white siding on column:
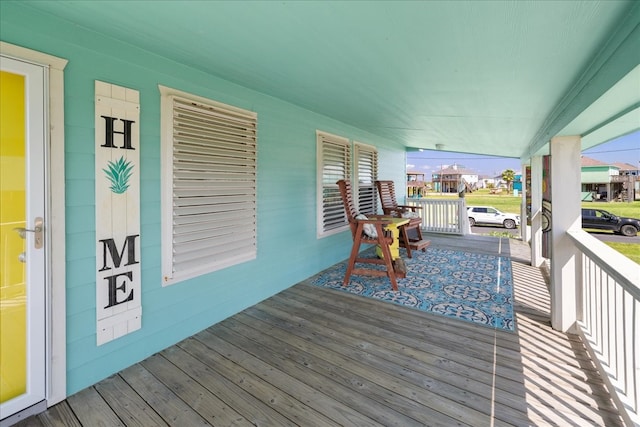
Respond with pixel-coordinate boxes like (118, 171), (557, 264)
(550, 136), (582, 333)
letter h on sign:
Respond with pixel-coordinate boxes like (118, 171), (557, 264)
(101, 115), (136, 150)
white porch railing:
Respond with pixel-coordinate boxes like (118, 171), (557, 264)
(568, 229), (640, 427)
(404, 198), (468, 235)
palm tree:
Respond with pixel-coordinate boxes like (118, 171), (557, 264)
(501, 169), (516, 192)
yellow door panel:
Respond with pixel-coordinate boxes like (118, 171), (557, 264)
(0, 70), (27, 403)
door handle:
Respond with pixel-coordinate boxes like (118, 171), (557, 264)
(13, 217), (43, 249)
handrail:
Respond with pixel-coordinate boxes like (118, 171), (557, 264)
(567, 229), (640, 298)
(404, 198), (468, 235)
(567, 229), (640, 426)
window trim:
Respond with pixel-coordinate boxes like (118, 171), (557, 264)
(159, 85), (257, 285)
(316, 132), (379, 238)
(316, 130), (351, 238)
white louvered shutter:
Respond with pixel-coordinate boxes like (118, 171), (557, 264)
(354, 142), (378, 216)
(162, 90), (257, 284)
(317, 131), (351, 237)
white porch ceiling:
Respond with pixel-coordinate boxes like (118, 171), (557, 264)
(19, 0), (640, 160)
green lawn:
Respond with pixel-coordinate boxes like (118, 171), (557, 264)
(580, 201), (640, 219)
(421, 191), (522, 214)
(606, 242), (640, 264)
(418, 190), (639, 262)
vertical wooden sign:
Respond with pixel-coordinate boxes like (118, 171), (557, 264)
(542, 155), (552, 259)
(525, 166), (531, 226)
(95, 81), (141, 345)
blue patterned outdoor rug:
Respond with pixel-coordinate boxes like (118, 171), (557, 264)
(309, 247), (515, 331)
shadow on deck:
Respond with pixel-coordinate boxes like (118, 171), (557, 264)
(15, 234), (624, 426)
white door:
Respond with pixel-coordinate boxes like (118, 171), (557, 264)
(0, 56), (47, 420)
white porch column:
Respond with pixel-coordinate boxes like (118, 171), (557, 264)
(520, 163), (529, 243)
(530, 156), (544, 267)
(550, 136), (582, 333)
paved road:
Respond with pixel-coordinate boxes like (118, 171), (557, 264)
(581, 229), (640, 244)
(470, 225), (640, 244)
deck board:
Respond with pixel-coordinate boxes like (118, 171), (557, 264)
(65, 387), (124, 427)
(140, 353), (252, 427)
(118, 363), (210, 427)
(15, 235), (624, 427)
(93, 373), (168, 426)
(179, 335), (340, 427)
(36, 403), (80, 427)
(160, 345), (297, 426)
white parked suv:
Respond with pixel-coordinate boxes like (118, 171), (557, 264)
(467, 206), (520, 229)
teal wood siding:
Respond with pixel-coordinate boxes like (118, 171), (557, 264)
(582, 166), (615, 183)
(1, 3), (407, 394)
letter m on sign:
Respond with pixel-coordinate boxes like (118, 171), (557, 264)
(95, 81), (141, 345)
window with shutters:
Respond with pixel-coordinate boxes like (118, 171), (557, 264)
(316, 132), (379, 238)
(354, 142), (378, 216)
(316, 131), (351, 237)
(159, 86), (257, 285)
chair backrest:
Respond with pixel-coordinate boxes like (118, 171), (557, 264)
(375, 180), (400, 216)
(336, 179), (359, 238)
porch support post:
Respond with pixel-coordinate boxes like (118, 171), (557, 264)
(530, 156), (543, 267)
(520, 163), (529, 243)
(550, 135), (581, 333)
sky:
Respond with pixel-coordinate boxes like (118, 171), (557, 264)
(406, 130), (640, 179)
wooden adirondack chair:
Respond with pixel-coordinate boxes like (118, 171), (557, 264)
(375, 180), (430, 258)
(336, 179), (405, 291)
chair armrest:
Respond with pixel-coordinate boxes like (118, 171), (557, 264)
(397, 204), (422, 211)
(365, 214), (390, 220)
(355, 218), (392, 225)
(353, 218), (394, 241)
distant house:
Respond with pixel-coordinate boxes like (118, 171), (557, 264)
(581, 156), (638, 201)
(614, 162), (640, 177)
(406, 171), (429, 197)
(613, 161), (640, 201)
(477, 175), (496, 189)
(513, 174), (523, 192)
(431, 164), (478, 193)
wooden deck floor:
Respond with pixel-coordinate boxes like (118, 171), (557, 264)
(15, 235), (624, 426)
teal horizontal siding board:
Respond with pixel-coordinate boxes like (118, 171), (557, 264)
(65, 180), (94, 206)
(64, 154), (94, 180)
(64, 205), (95, 234)
(65, 257), (95, 287)
(64, 231), (95, 264)
(64, 125), (94, 154)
